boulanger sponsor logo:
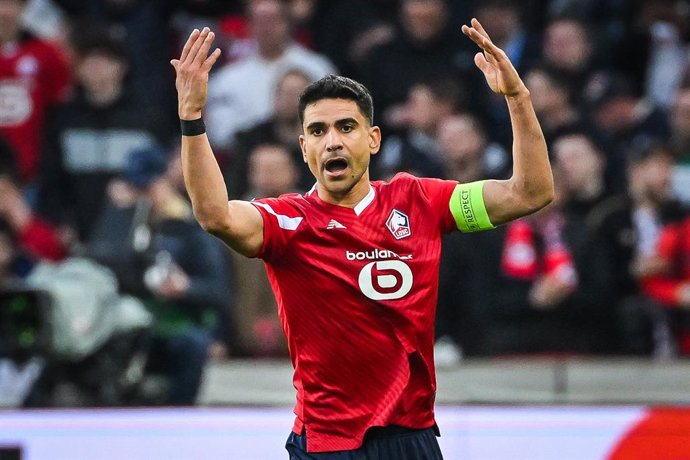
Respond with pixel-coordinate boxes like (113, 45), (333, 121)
(385, 209), (411, 240)
(346, 248), (413, 300)
(345, 249), (411, 261)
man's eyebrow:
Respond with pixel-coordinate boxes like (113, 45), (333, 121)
(306, 118), (359, 131)
(306, 121), (326, 131)
(335, 118), (359, 127)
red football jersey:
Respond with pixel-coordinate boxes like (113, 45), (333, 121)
(252, 173), (458, 452)
(0, 36), (70, 183)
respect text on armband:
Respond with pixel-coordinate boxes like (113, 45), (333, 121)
(461, 190), (478, 230)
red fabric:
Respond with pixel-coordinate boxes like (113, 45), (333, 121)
(501, 215), (577, 287)
(218, 15), (250, 39)
(19, 216), (66, 261)
(501, 220), (538, 279)
(0, 36), (71, 183)
(641, 216), (690, 307)
(252, 173), (457, 452)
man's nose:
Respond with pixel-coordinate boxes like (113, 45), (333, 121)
(325, 130), (343, 152)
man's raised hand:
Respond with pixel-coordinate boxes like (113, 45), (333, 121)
(461, 18), (527, 98)
(170, 27), (221, 120)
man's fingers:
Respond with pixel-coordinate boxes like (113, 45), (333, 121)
(471, 18), (491, 41)
(462, 24), (488, 49)
(186, 27), (211, 65)
(170, 59), (180, 70)
(179, 28), (200, 63)
(474, 52), (494, 77)
(462, 24), (502, 62)
(193, 30), (216, 66)
(201, 48), (222, 72)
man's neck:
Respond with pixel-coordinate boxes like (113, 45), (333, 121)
(316, 176), (372, 209)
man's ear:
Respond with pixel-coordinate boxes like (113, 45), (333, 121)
(368, 126), (382, 155)
(299, 134), (307, 163)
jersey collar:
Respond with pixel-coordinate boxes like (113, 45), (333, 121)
(305, 183), (376, 216)
(353, 185), (375, 216)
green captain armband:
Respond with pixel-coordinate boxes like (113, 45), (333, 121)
(449, 180), (495, 232)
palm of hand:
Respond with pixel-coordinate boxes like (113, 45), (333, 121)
(478, 51), (522, 96)
(463, 19), (526, 98)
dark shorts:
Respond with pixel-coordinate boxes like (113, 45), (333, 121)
(285, 426), (444, 460)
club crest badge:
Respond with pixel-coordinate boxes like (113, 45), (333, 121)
(386, 209), (411, 240)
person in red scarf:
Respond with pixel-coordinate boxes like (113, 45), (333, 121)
(0, 174), (65, 264)
(641, 212), (690, 353)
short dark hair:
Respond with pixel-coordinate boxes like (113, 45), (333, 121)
(527, 63), (577, 102)
(414, 73), (465, 111)
(70, 23), (128, 62)
(627, 136), (673, 166)
(298, 75), (374, 125)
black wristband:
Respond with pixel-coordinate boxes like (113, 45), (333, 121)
(180, 117), (206, 136)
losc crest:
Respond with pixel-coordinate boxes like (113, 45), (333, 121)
(385, 209), (411, 240)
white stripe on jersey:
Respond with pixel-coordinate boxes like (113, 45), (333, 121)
(253, 202), (303, 230)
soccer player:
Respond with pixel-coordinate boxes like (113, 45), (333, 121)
(171, 19), (553, 459)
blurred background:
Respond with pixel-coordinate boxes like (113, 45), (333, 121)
(1, 0), (690, 458)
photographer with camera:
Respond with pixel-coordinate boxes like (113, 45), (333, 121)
(86, 144), (232, 405)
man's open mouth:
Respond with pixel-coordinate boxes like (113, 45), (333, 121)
(324, 157), (349, 174)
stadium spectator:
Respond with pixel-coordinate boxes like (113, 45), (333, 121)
(205, 0), (335, 150)
(436, 112), (510, 184)
(357, 0), (476, 135)
(589, 72), (670, 191)
(52, 0), (176, 116)
(437, 156), (606, 356)
(299, 0), (397, 76)
(435, 112), (509, 357)
(0, 0), (71, 186)
(228, 68), (313, 198)
(524, 64), (595, 146)
(553, 132), (613, 229)
(547, 132), (620, 353)
(86, 145), (232, 405)
(374, 74), (463, 180)
(0, 175), (65, 265)
(0, 143), (65, 267)
(37, 28), (166, 243)
(641, 210), (690, 355)
(587, 139), (684, 355)
(541, 18), (596, 90)
(231, 143), (297, 356)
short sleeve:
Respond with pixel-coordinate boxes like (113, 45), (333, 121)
(397, 174), (458, 234)
(250, 196), (304, 261)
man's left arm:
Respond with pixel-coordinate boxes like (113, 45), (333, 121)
(460, 19), (553, 227)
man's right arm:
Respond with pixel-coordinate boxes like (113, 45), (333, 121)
(171, 27), (263, 257)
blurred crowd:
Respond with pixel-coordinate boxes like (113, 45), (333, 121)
(0, 0), (690, 406)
